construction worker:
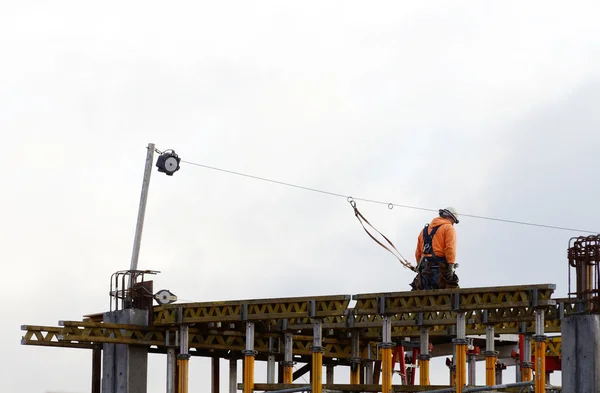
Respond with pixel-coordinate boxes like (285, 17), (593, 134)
(410, 207), (460, 290)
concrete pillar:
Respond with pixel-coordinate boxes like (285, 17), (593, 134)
(102, 309), (149, 393)
(562, 314), (600, 392)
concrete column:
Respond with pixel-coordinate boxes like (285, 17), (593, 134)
(561, 314), (600, 392)
(102, 309), (149, 393)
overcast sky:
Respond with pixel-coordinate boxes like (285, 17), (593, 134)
(3, 1), (600, 392)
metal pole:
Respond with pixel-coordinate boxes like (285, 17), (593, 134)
(178, 325), (190, 393)
(212, 357), (220, 393)
(312, 319), (323, 393)
(229, 358), (237, 393)
(424, 381), (534, 393)
(92, 348), (101, 393)
(283, 332), (294, 383)
(483, 325), (497, 386)
(419, 328), (430, 385)
(167, 347), (176, 393)
(326, 364), (334, 385)
(522, 335), (532, 381)
(533, 309), (547, 393)
(381, 316), (393, 393)
(267, 337), (277, 384)
(467, 351), (476, 386)
(129, 142), (155, 273)
(350, 332), (360, 384)
(243, 322), (256, 393)
(364, 343), (373, 385)
(454, 312), (467, 393)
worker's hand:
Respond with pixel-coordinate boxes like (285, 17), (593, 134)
(446, 263), (455, 277)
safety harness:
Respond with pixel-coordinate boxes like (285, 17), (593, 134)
(421, 224), (447, 264)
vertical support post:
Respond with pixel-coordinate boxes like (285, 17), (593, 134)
(454, 312), (467, 393)
(229, 358), (237, 393)
(178, 325), (190, 393)
(418, 328), (430, 386)
(243, 322), (256, 393)
(267, 337), (277, 384)
(92, 347), (101, 393)
(212, 357), (220, 393)
(129, 142), (155, 273)
(521, 335), (533, 381)
(167, 347), (176, 393)
(364, 343), (374, 385)
(467, 349), (476, 386)
(483, 325), (498, 386)
(381, 316), (393, 393)
(533, 310), (547, 393)
(326, 364), (334, 385)
(350, 332), (361, 384)
(495, 363), (504, 385)
(312, 319), (323, 393)
(282, 332), (294, 384)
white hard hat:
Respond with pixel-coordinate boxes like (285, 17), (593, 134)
(439, 207), (459, 224)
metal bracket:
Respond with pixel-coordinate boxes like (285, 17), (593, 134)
(377, 296), (386, 315)
(240, 304), (248, 321)
(529, 289), (539, 308)
(308, 300), (317, 318)
(451, 293), (460, 311)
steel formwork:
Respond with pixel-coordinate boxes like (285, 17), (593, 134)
(22, 284), (567, 392)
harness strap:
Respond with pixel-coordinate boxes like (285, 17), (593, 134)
(349, 200), (417, 272)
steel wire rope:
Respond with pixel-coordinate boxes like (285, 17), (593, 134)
(163, 152), (598, 234)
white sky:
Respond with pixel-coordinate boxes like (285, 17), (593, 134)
(2, 1), (600, 391)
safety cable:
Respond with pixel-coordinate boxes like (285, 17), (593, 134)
(168, 154), (598, 234)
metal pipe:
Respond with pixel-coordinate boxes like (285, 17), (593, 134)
(381, 316), (393, 393)
(243, 322), (256, 393)
(533, 310), (547, 393)
(129, 142), (155, 273)
(455, 312), (467, 393)
(212, 357), (220, 393)
(521, 335), (532, 381)
(326, 364), (334, 385)
(467, 352), (476, 386)
(229, 358), (237, 393)
(364, 343), (374, 385)
(92, 348), (101, 393)
(424, 381), (534, 393)
(283, 332), (294, 383)
(167, 347), (176, 393)
(350, 332), (360, 384)
(312, 319), (323, 393)
(269, 386), (312, 393)
(483, 325), (497, 386)
(178, 325), (190, 393)
(419, 328), (430, 386)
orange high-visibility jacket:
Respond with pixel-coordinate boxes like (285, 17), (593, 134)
(415, 217), (457, 264)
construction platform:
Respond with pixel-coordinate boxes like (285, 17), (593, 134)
(22, 281), (574, 393)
